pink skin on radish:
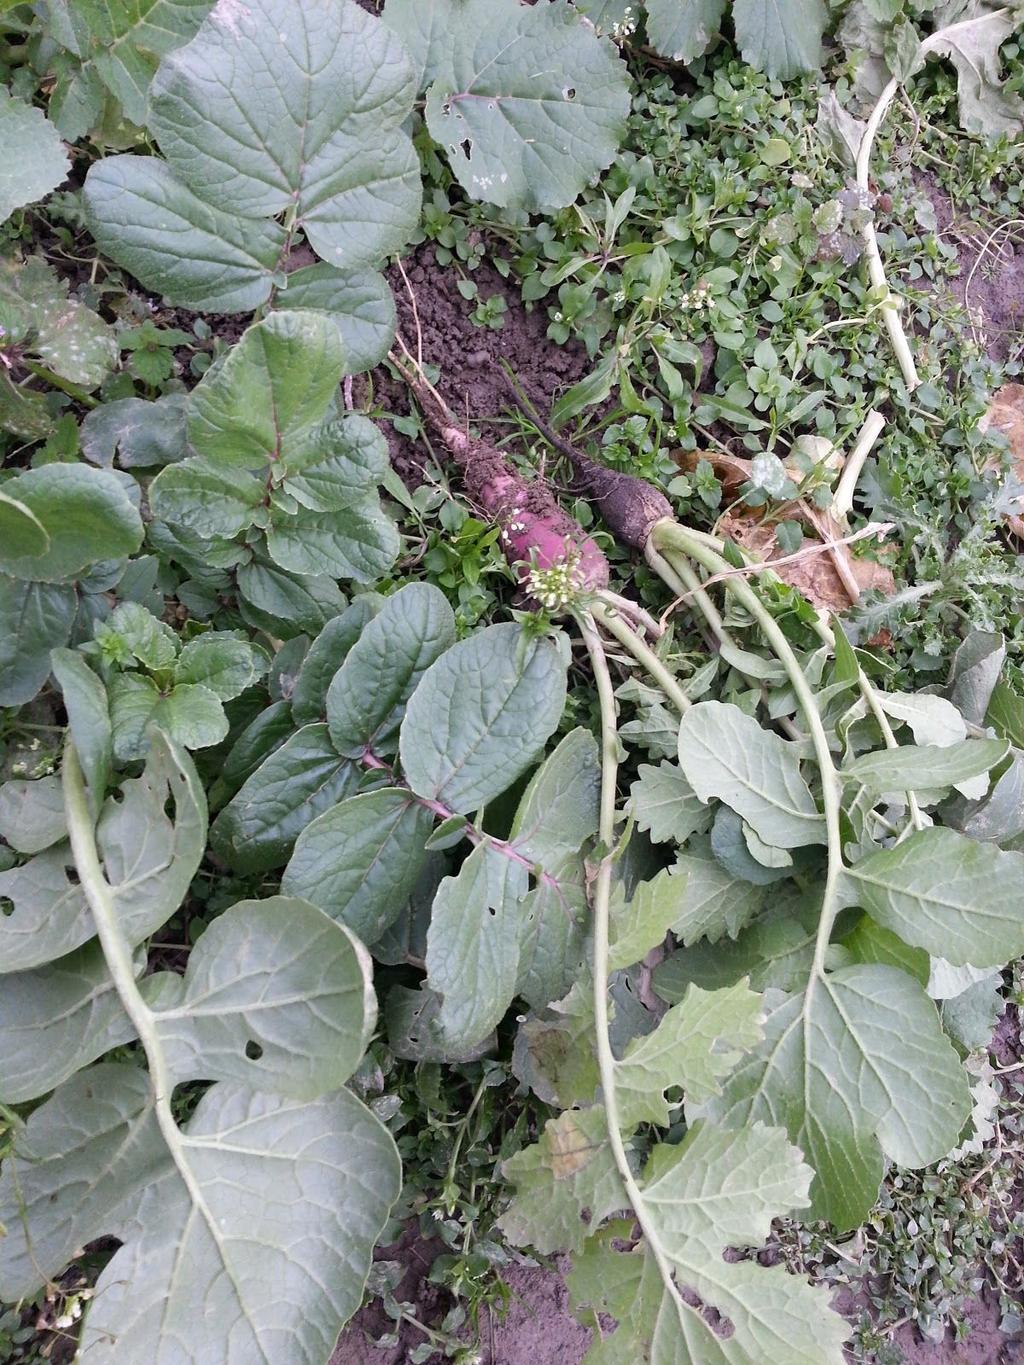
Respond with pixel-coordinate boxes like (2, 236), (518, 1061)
(389, 355), (609, 601)
(438, 423), (608, 591)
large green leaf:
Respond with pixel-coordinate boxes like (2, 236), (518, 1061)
(928, 1), (1024, 138)
(842, 738), (1007, 796)
(847, 826), (1024, 966)
(645, 0), (727, 63)
(0, 774), (66, 854)
(509, 729), (600, 1009)
(0, 490), (47, 561)
(152, 314), (399, 581)
(498, 1105), (627, 1254)
(276, 264), (396, 373)
(152, 896), (376, 1098)
(290, 596), (382, 725)
(0, 846), (93, 976)
(504, 1109), (847, 1358)
(400, 623), (568, 814)
(282, 788), (434, 941)
(187, 309), (346, 468)
(236, 559), (347, 637)
(218, 700), (295, 796)
(84, 0), (420, 311)
(0, 732), (203, 973)
(84, 155), (286, 313)
(706, 964), (972, 1228)
(81, 394), (189, 469)
(0, 733), (401, 1363)
(264, 497), (399, 583)
(82, 1082), (398, 1363)
(0, 578), (76, 706)
(732, 0), (828, 78)
(212, 723), (359, 873)
(0, 257), (117, 388)
(0, 466), (143, 583)
(509, 726), (601, 867)
(670, 842), (768, 945)
(0, 89), (69, 222)
(655, 895), (820, 1001)
(149, 0), (419, 262)
(149, 458), (265, 541)
(327, 583), (456, 758)
(425, 840), (528, 1050)
(383, 0), (456, 91)
(45, 0), (215, 126)
(607, 867), (685, 972)
(423, 0), (630, 212)
(628, 759), (712, 846)
(611, 1124), (846, 1362)
(108, 672), (229, 759)
(514, 877), (589, 1012)
(174, 633), (267, 700)
(677, 700), (825, 848)
(0, 941), (137, 1103)
(614, 980), (763, 1129)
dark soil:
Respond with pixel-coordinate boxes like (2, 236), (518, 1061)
(365, 244), (591, 488)
(331, 1236), (592, 1365)
(914, 175), (1024, 363)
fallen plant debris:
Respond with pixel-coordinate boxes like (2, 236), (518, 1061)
(982, 382), (1024, 540)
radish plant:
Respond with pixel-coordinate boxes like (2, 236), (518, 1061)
(2, 0), (1024, 1361)
(0, 722), (400, 1362)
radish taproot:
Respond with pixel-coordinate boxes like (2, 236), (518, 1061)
(389, 348), (609, 607)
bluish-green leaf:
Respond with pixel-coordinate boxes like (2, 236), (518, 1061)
(0, 466), (143, 584)
(276, 264), (396, 373)
(0, 89), (69, 221)
(282, 789), (434, 942)
(327, 583), (455, 758)
(677, 701), (824, 848)
(847, 825), (1024, 966)
(212, 723), (358, 873)
(425, 840), (528, 1050)
(424, 0), (630, 212)
(400, 623), (567, 814)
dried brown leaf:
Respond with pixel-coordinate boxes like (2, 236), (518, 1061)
(982, 383), (1024, 539)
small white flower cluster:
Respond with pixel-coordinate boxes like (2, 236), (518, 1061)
(526, 550), (585, 613)
(609, 5), (637, 40)
(51, 1289), (93, 1330)
(500, 507), (528, 547)
(680, 279), (713, 313)
(10, 737), (53, 778)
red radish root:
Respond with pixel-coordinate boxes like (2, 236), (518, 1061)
(391, 350), (610, 600)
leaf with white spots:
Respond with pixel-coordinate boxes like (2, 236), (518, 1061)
(424, 0), (631, 211)
(0, 90), (69, 222)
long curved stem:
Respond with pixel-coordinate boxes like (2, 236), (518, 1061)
(855, 76), (920, 391)
(590, 598), (691, 714)
(645, 543), (738, 650)
(649, 523), (845, 984)
(679, 524), (925, 833)
(61, 744), (224, 1255)
(577, 611), (689, 1323)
